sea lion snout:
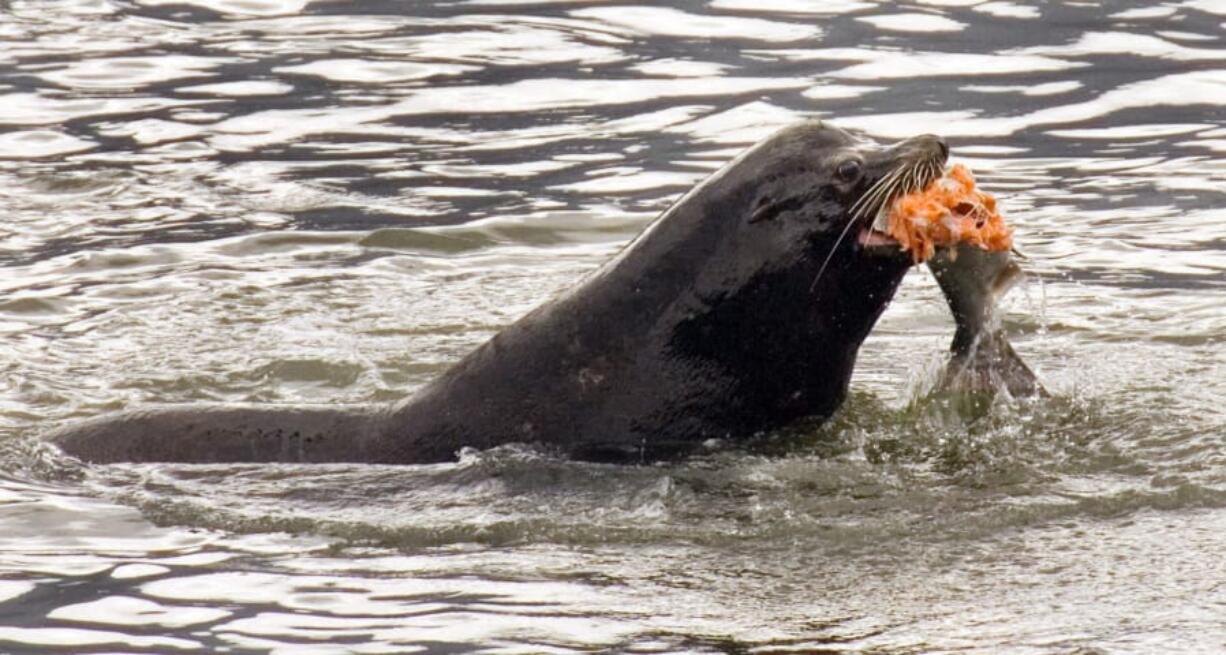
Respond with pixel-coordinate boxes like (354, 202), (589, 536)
(888, 133), (950, 168)
(922, 134), (950, 161)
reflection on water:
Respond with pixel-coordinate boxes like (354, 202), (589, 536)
(2, 0), (1226, 653)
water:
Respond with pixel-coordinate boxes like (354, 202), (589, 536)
(2, 0), (1225, 652)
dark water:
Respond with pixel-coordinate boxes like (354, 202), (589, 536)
(3, 0), (1226, 652)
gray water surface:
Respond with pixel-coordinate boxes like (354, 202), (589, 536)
(3, 0), (1226, 653)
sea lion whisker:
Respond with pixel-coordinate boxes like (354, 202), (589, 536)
(870, 164), (907, 202)
(860, 158), (933, 225)
(852, 165), (905, 220)
(869, 180), (897, 218)
(849, 173), (888, 218)
(872, 165), (910, 216)
(852, 164), (904, 216)
(906, 161), (925, 193)
(901, 159), (932, 198)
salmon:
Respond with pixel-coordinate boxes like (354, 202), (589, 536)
(926, 244), (1044, 398)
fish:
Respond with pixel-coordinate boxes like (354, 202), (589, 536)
(855, 153), (1043, 399)
(926, 243), (1044, 398)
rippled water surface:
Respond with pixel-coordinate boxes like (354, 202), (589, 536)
(3, 0), (1226, 653)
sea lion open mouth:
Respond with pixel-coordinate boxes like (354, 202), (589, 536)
(857, 224), (899, 249)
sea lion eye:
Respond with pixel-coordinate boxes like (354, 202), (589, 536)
(836, 159), (863, 182)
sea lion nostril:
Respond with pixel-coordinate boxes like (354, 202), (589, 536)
(895, 134), (948, 164)
(916, 134), (949, 161)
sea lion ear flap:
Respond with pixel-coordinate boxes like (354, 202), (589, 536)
(749, 194), (809, 224)
(748, 197), (776, 224)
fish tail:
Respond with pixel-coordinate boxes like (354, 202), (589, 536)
(939, 330), (1045, 398)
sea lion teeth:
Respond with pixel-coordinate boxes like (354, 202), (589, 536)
(857, 227), (897, 248)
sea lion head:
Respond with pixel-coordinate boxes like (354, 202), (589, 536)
(615, 120), (952, 429)
(734, 120), (949, 272)
(631, 120), (949, 309)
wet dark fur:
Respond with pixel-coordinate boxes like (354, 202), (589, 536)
(49, 122), (945, 464)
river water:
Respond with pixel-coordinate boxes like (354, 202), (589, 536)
(2, 0), (1226, 653)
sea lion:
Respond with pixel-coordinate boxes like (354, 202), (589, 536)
(48, 121), (948, 465)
